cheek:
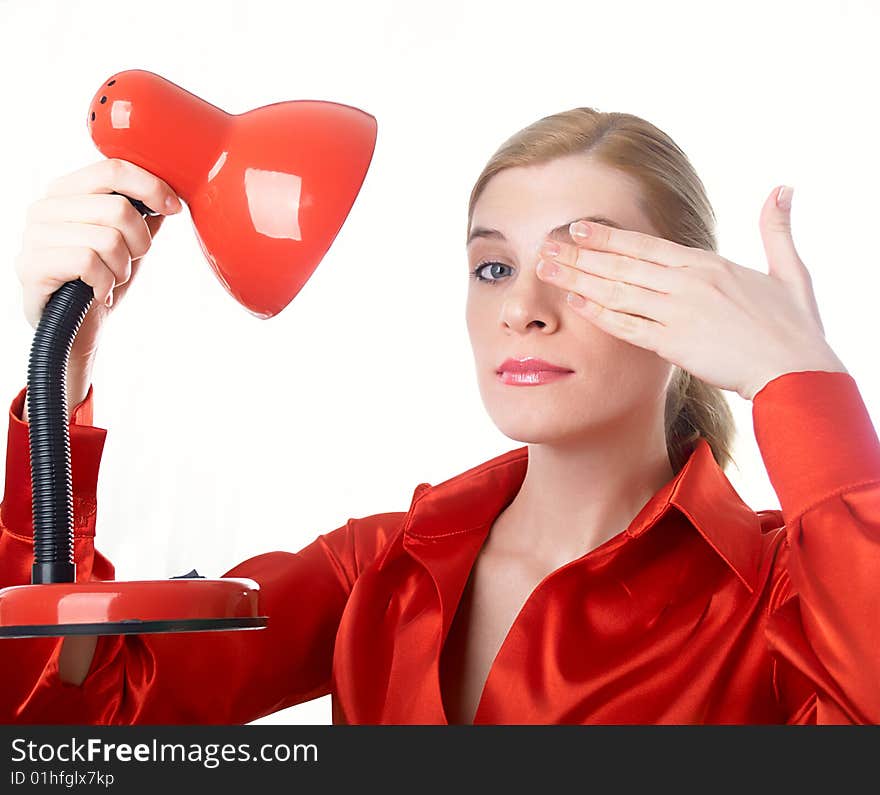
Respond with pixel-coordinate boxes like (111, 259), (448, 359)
(592, 347), (673, 407)
(465, 293), (489, 343)
(578, 320), (659, 366)
(566, 334), (671, 403)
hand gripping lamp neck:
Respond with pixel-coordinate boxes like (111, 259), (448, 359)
(0, 69), (377, 637)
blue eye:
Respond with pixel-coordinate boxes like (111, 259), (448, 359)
(470, 261), (511, 285)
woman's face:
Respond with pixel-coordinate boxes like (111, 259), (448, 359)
(466, 154), (676, 446)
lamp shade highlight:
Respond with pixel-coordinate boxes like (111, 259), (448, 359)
(87, 69), (378, 318)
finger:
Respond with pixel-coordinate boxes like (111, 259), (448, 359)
(18, 246), (116, 325)
(27, 193), (152, 262)
(538, 259), (672, 325)
(23, 221), (133, 288)
(565, 221), (702, 269)
(45, 157), (182, 216)
(543, 245), (678, 294)
(564, 290), (663, 351)
(759, 186), (810, 282)
(758, 186), (824, 333)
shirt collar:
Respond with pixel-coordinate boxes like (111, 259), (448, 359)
(401, 437), (763, 593)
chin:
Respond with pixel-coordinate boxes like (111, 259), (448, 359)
(496, 425), (584, 447)
(485, 406), (583, 446)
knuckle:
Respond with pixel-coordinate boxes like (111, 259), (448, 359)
(667, 266), (690, 294)
(606, 279), (625, 308)
(109, 194), (137, 226)
(109, 192), (129, 217)
(80, 247), (103, 275)
(103, 225), (128, 258)
(106, 157), (126, 176)
(695, 258), (725, 289)
(131, 226), (151, 260)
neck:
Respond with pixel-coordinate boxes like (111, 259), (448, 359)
(491, 408), (675, 570)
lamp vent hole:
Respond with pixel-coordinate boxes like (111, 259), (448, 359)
(107, 80), (116, 86)
(100, 96), (107, 104)
(90, 112), (95, 121)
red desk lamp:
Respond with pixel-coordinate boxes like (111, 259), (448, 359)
(0, 69), (377, 638)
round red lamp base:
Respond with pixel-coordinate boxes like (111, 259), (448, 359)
(0, 578), (268, 639)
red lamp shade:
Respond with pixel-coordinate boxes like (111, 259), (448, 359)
(0, 72), (378, 640)
(87, 69), (378, 318)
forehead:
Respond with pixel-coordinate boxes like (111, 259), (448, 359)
(469, 156), (650, 244)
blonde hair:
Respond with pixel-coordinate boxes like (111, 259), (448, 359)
(466, 108), (737, 475)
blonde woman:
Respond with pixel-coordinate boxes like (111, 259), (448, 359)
(2, 108), (878, 725)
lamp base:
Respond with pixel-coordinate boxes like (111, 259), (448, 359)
(0, 578), (268, 639)
(0, 616), (268, 639)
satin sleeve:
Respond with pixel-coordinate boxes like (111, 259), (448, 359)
(753, 370), (880, 724)
(0, 385), (395, 725)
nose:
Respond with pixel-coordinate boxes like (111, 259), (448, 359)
(499, 255), (562, 330)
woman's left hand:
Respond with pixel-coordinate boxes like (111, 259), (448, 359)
(535, 186), (849, 401)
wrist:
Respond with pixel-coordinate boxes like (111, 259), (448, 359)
(66, 352), (96, 419)
(743, 349), (849, 402)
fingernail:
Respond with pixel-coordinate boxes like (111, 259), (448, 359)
(165, 195), (181, 213)
(776, 186), (793, 211)
(538, 259), (559, 278)
(570, 221), (591, 238)
(539, 240), (561, 258)
(105, 292), (113, 308)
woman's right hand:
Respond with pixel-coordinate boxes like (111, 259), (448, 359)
(13, 157), (183, 362)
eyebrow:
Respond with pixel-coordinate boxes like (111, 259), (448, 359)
(466, 215), (625, 247)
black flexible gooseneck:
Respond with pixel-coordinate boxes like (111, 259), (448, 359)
(28, 194), (155, 585)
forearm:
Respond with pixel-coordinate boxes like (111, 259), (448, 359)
(59, 635), (100, 686)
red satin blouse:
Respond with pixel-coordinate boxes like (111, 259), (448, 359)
(2, 370), (880, 725)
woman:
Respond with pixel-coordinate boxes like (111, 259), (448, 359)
(2, 108), (878, 725)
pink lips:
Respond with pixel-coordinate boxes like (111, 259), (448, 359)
(496, 357), (575, 386)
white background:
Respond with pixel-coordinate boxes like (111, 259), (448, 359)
(0, 0), (877, 724)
